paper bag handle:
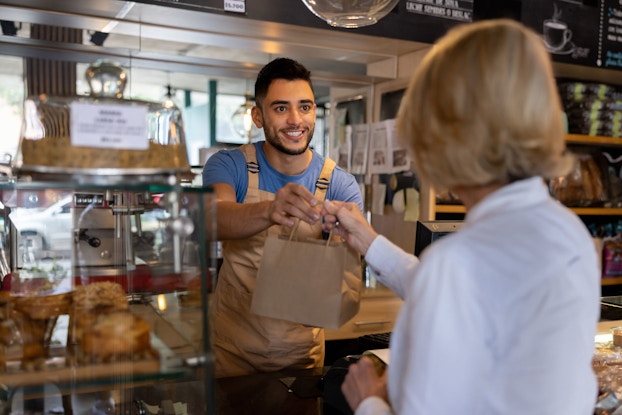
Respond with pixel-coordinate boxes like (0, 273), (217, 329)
(287, 218), (334, 247)
(287, 219), (301, 242)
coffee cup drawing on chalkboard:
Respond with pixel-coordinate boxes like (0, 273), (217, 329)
(543, 19), (574, 54)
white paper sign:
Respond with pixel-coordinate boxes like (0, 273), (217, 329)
(224, 0), (245, 13)
(385, 119), (411, 173)
(70, 102), (148, 150)
(369, 121), (391, 174)
(350, 123), (370, 175)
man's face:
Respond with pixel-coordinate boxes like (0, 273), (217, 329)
(252, 79), (316, 156)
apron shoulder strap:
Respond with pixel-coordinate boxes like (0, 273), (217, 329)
(241, 144), (336, 201)
(240, 143), (259, 190)
(314, 157), (337, 202)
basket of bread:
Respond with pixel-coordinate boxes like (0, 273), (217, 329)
(0, 281), (159, 381)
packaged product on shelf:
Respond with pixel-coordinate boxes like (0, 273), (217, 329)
(557, 81), (622, 137)
(549, 151), (608, 207)
(557, 81), (620, 104)
(603, 238), (622, 278)
(602, 152), (622, 208)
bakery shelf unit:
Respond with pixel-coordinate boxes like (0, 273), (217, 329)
(421, 134), (622, 219)
(419, 133), (622, 286)
(565, 134), (622, 288)
(0, 180), (217, 415)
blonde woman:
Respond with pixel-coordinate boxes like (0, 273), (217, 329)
(322, 19), (599, 415)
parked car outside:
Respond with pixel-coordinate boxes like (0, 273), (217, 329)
(9, 196), (74, 255)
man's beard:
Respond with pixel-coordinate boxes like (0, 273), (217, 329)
(264, 126), (315, 156)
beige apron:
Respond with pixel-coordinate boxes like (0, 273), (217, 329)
(211, 143), (336, 378)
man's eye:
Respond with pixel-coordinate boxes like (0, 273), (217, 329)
(275, 106), (286, 113)
(301, 105), (311, 112)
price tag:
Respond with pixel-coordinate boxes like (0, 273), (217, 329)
(224, 0), (245, 13)
(70, 102), (148, 150)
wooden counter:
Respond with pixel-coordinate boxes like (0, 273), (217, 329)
(324, 284), (402, 341)
(213, 318), (620, 415)
(597, 320), (622, 335)
(215, 367), (346, 415)
(596, 320), (622, 336)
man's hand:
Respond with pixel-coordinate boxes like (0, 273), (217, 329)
(212, 182), (321, 240)
(268, 182), (320, 227)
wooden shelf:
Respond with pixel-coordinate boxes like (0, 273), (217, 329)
(571, 207), (622, 215)
(566, 134), (622, 147)
(434, 204), (465, 214)
(602, 277), (622, 286)
(2, 357), (164, 388)
(421, 134), (622, 287)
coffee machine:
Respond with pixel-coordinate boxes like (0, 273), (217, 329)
(72, 191), (162, 270)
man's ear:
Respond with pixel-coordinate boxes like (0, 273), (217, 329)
(251, 106), (263, 128)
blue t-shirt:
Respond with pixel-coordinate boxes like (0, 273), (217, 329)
(202, 142), (363, 210)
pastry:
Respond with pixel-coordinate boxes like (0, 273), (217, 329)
(14, 291), (72, 320)
(80, 311), (151, 359)
(74, 281), (128, 312)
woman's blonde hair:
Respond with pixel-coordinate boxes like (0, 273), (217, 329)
(396, 19), (573, 190)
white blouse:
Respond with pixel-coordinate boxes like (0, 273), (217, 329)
(361, 177), (600, 415)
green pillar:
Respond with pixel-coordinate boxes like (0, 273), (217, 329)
(208, 80), (217, 147)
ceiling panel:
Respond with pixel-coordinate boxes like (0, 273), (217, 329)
(0, 0), (429, 80)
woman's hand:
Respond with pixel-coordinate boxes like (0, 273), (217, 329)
(341, 356), (389, 411)
(321, 200), (378, 256)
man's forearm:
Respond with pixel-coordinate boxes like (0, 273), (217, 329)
(215, 200), (274, 240)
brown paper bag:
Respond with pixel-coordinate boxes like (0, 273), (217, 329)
(251, 224), (362, 330)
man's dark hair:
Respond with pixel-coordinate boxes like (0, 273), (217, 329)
(254, 57), (313, 106)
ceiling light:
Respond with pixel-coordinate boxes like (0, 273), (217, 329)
(89, 2), (136, 46)
(101, 1), (136, 33)
(163, 84), (175, 109)
(301, 0), (399, 28)
(231, 91), (260, 142)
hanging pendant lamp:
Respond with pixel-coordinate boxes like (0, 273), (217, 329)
(163, 84), (175, 109)
(231, 91), (260, 142)
(301, 0), (400, 28)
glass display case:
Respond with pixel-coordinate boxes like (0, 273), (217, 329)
(0, 181), (216, 415)
(15, 59), (189, 184)
(0, 60), (216, 415)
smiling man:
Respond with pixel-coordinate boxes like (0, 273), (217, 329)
(202, 57), (363, 378)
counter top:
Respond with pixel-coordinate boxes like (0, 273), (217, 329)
(215, 367), (348, 415)
(360, 284), (398, 299)
(597, 319), (622, 334)
(213, 319), (622, 415)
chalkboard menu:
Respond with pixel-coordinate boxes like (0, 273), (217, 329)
(130, 0), (472, 45)
(601, 0), (622, 70)
(522, 0), (622, 71)
(129, 0), (622, 73)
(404, 0), (473, 22)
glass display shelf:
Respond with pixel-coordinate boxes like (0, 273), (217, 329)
(0, 180), (216, 415)
(15, 60), (190, 182)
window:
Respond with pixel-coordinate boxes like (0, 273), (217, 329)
(216, 94), (265, 144)
(0, 55), (25, 162)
